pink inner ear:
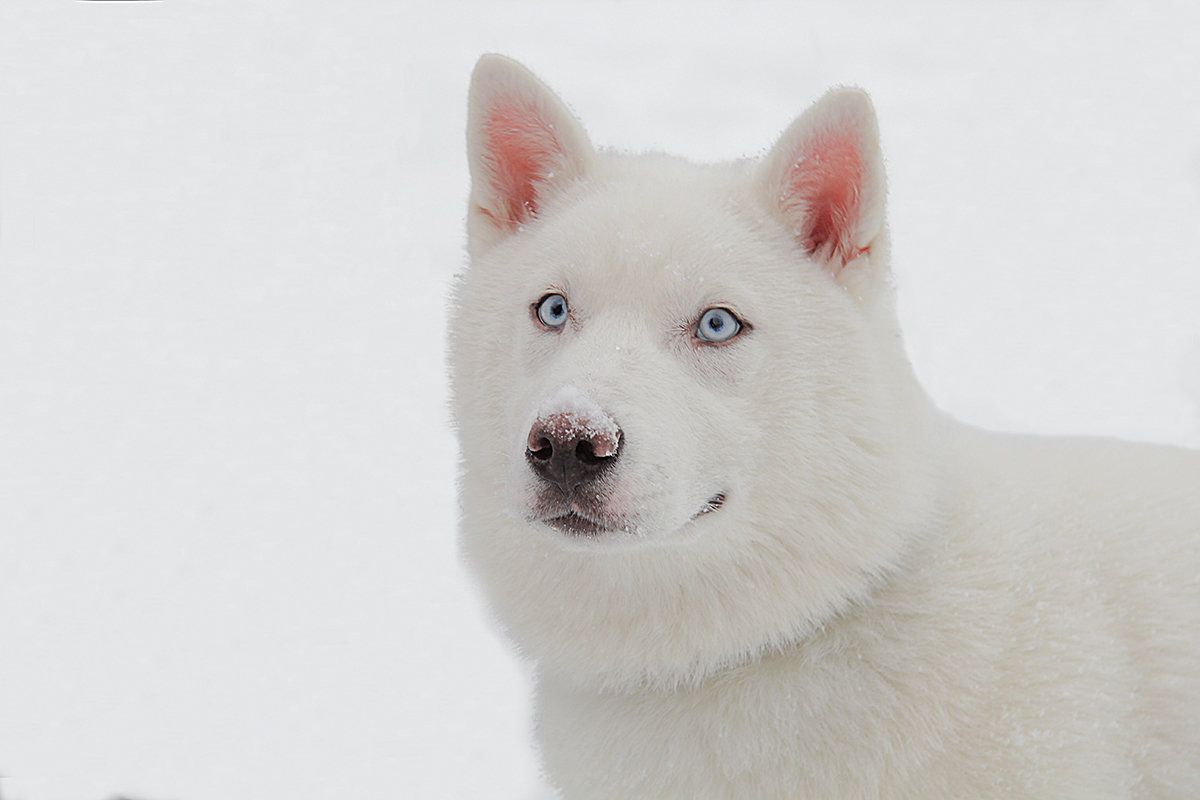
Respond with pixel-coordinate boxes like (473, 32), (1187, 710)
(782, 126), (865, 263)
(481, 99), (563, 228)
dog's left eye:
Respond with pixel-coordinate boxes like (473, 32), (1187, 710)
(696, 307), (742, 343)
(536, 293), (569, 329)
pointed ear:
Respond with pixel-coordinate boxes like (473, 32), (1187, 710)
(467, 54), (593, 252)
(758, 88), (886, 275)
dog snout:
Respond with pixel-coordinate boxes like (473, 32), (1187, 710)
(526, 412), (622, 498)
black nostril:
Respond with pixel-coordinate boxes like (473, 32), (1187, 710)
(528, 437), (553, 461)
(575, 440), (596, 465)
(576, 441), (619, 465)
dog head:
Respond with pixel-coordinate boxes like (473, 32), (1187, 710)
(451, 55), (939, 688)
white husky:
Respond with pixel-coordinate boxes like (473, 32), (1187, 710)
(450, 54), (1200, 799)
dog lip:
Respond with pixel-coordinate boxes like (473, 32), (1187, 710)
(538, 493), (727, 537)
(543, 510), (614, 536)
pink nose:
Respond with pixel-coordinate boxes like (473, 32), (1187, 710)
(526, 412), (622, 498)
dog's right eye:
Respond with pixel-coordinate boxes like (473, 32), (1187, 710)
(696, 307), (742, 344)
(535, 293), (569, 329)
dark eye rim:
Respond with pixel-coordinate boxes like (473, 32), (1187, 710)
(533, 292), (569, 330)
(695, 306), (748, 345)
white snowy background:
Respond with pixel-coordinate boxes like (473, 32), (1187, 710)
(1, 1), (1198, 798)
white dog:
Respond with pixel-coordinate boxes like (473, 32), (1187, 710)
(449, 54), (1200, 799)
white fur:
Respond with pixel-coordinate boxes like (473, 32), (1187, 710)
(450, 54), (1200, 799)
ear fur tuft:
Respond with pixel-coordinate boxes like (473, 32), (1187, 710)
(467, 55), (593, 249)
(760, 88), (886, 273)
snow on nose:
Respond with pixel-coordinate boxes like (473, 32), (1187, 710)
(531, 385), (621, 458)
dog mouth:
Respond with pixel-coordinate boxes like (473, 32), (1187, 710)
(543, 511), (617, 536)
(540, 493), (727, 537)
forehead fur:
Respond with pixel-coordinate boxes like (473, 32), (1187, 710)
(478, 151), (816, 309)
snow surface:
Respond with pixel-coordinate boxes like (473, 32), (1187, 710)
(0, 1), (1197, 799)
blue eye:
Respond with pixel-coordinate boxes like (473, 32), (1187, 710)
(536, 293), (569, 328)
(696, 307), (741, 343)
